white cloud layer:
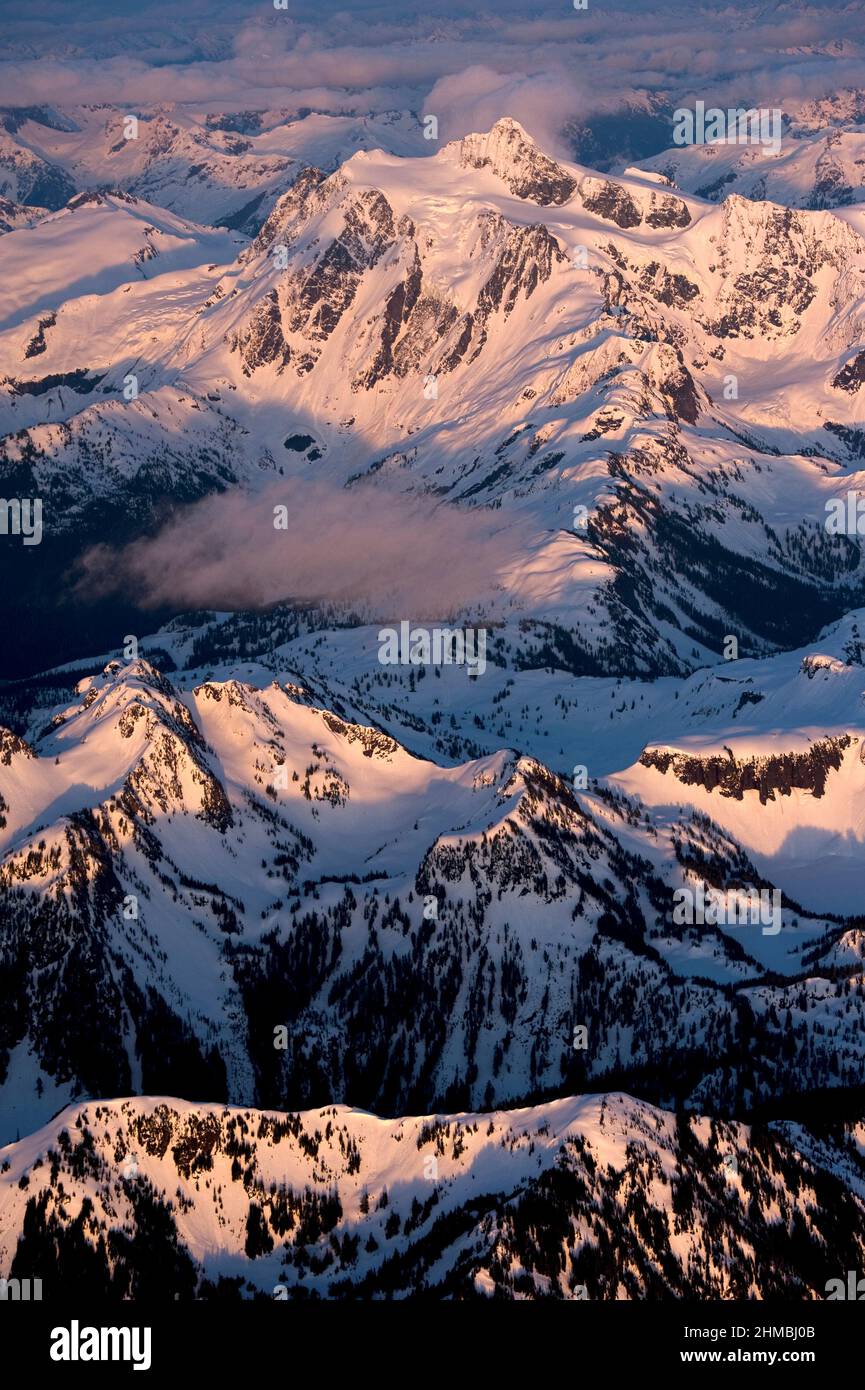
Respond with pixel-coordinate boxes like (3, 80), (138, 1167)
(0, 0), (863, 150)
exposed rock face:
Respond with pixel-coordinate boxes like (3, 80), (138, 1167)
(657, 359), (701, 424)
(232, 289), (292, 375)
(832, 350), (865, 392)
(458, 118), (578, 206)
(253, 189), (572, 391)
(233, 186), (399, 376)
(694, 171), (737, 200)
(287, 189), (397, 340)
(640, 735), (854, 803)
(66, 189), (136, 211)
(645, 191), (691, 228)
(0, 728), (34, 765)
(580, 176), (643, 229)
(808, 141), (855, 210)
(245, 166), (329, 261)
(23, 313), (55, 358)
(638, 262), (700, 309)
(9, 369), (105, 397)
(706, 200), (837, 341)
(353, 244), (424, 389)
(458, 213), (568, 363)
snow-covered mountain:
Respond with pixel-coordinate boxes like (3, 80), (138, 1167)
(637, 91), (865, 211)
(5, 118), (865, 681)
(2, 646), (864, 1153)
(3, 106), (865, 1302)
(3, 1090), (864, 1299)
(0, 105), (426, 233)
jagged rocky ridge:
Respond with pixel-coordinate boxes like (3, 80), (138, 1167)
(1, 659), (864, 1145)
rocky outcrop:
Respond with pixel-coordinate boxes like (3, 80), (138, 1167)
(580, 176), (643, 228)
(232, 290), (292, 375)
(458, 119), (578, 206)
(832, 350), (865, 392)
(640, 735), (853, 802)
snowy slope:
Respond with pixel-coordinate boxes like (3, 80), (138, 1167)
(155, 608), (865, 785)
(0, 190), (244, 335)
(2, 1090), (864, 1300)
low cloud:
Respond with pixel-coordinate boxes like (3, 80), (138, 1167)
(76, 480), (526, 621)
(1, 0), (862, 146)
(422, 66), (613, 158)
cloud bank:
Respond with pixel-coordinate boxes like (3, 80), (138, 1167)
(76, 480), (526, 621)
(1, 0), (863, 154)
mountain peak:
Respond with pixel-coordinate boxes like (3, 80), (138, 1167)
(454, 117), (578, 206)
(66, 188), (138, 212)
(482, 115), (535, 142)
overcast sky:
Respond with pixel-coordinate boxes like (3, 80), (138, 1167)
(1, 1), (862, 150)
